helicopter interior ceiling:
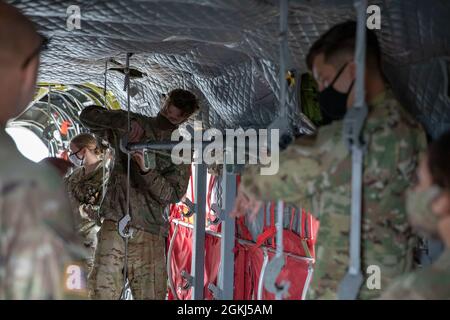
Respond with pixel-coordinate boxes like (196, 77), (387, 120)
(10, 0), (450, 138)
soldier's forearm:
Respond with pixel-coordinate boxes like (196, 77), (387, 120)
(140, 170), (184, 204)
(79, 106), (132, 132)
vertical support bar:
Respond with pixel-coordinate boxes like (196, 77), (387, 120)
(349, 0), (367, 276)
(191, 163), (207, 300)
(278, 0), (289, 118)
(275, 200), (284, 301)
(338, 0), (368, 300)
(218, 167), (236, 300)
(103, 59), (108, 108)
(47, 85), (52, 156)
(353, 0), (367, 110)
(275, 201), (284, 260)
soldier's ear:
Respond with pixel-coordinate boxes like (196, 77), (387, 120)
(80, 147), (88, 158)
(160, 93), (167, 104)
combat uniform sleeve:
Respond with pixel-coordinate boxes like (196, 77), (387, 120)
(139, 163), (191, 205)
(79, 105), (140, 134)
(63, 175), (84, 223)
(0, 179), (87, 299)
(240, 135), (323, 208)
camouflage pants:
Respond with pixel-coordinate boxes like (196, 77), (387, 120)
(88, 220), (167, 300)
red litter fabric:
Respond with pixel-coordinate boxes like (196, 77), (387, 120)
(233, 207), (319, 300)
(166, 169), (320, 300)
(167, 169), (222, 300)
(167, 216), (222, 300)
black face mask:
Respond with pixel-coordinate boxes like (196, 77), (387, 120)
(155, 112), (177, 131)
(318, 62), (354, 121)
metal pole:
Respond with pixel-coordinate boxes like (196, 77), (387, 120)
(279, 0), (289, 119)
(191, 163), (207, 300)
(47, 85), (52, 156)
(349, 0), (367, 278)
(261, 0), (291, 300)
(275, 200), (284, 301)
(103, 59), (108, 108)
(349, 0), (367, 274)
(354, 0), (367, 110)
(338, 0), (368, 300)
(217, 167), (236, 300)
(126, 138), (261, 152)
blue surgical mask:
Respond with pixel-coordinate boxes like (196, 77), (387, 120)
(69, 150), (84, 167)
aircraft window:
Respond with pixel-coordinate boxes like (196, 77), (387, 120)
(5, 126), (49, 163)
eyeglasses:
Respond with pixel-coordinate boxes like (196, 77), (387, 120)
(21, 35), (50, 69)
(68, 148), (82, 157)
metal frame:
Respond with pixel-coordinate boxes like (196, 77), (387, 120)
(261, 0), (292, 301)
(217, 167), (236, 300)
(191, 163), (207, 300)
(337, 0), (368, 300)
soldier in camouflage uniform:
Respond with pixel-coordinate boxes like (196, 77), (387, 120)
(381, 130), (450, 299)
(65, 133), (113, 272)
(235, 21), (427, 299)
(0, 1), (87, 299)
(79, 89), (198, 299)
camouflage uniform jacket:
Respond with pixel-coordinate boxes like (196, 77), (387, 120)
(380, 249), (450, 299)
(0, 128), (87, 299)
(79, 106), (190, 237)
(64, 163), (105, 254)
(240, 90), (427, 299)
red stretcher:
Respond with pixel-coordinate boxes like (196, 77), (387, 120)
(166, 171), (319, 300)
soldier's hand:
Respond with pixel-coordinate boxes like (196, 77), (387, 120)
(129, 120), (145, 143)
(230, 188), (262, 221)
(79, 204), (97, 221)
(132, 150), (149, 173)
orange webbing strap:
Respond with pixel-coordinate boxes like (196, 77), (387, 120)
(248, 201), (277, 251)
(237, 216), (253, 241)
(60, 119), (71, 136)
(300, 208), (312, 258)
(253, 226), (277, 250)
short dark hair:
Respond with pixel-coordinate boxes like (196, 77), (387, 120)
(165, 89), (199, 116)
(306, 21), (381, 71)
(428, 130), (450, 191)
